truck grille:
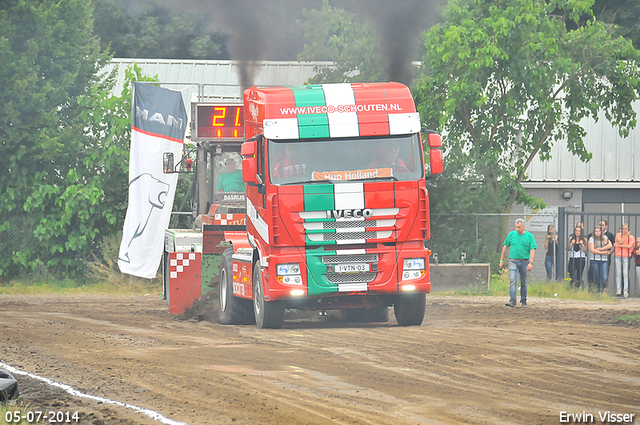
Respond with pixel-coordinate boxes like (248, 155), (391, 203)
(307, 231), (392, 242)
(300, 209), (398, 245)
(326, 272), (377, 284)
(322, 253), (379, 284)
(321, 254), (378, 264)
(326, 231), (376, 241)
(319, 220), (376, 229)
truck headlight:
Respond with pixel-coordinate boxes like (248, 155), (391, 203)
(276, 263), (302, 285)
(402, 258), (425, 281)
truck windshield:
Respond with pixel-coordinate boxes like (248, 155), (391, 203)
(268, 134), (423, 184)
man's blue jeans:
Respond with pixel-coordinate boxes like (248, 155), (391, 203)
(509, 259), (529, 303)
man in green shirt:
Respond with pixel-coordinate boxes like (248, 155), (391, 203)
(499, 218), (537, 308)
(217, 158), (244, 193)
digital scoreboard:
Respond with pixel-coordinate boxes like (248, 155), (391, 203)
(192, 103), (244, 140)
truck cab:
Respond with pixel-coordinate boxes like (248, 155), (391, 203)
(219, 82), (443, 328)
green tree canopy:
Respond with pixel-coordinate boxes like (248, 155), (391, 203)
(415, 0), (640, 213)
(92, 0), (227, 60)
(0, 0), (151, 279)
(592, 0), (640, 50)
(297, 0), (386, 83)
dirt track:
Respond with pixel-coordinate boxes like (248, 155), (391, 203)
(1, 293), (639, 425)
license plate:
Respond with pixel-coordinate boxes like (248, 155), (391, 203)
(334, 263), (370, 273)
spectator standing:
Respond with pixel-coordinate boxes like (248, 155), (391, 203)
(567, 226), (588, 288)
(613, 224), (635, 298)
(599, 219), (615, 278)
(499, 218), (537, 308)
(635, 238), (640, 294)
(544, 224), (558, 280)
(588, 226), (612, 293)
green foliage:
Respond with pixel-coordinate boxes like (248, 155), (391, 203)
(0, 273), (160, 295)
(0, 0), (158, 280)
(297, 0), (386, 83)
(592, 0), (640, 50)
(615, 314), (640, 324)
(92, 0), (227, 60)
(415, 0), (640, 213)
(444, 270), (615, 302)
(0, 0), (104, 277)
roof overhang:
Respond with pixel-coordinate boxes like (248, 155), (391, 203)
(522, 181), (640, 189)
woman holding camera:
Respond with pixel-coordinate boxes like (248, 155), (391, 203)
(544, 224), (558, 280)
(568, 225), (587, 288)
(588, 226), (612, 293)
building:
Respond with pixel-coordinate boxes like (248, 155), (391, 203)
(104, 58), (332, 103)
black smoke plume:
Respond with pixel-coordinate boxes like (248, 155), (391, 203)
(350, 0), (440, 85)
(203, 0), (325, 90)
(121, 0), (442, 87)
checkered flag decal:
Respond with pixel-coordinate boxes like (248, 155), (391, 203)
(169, 252), (197, 279)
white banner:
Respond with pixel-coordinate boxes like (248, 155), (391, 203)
(118, 83), (187, 278)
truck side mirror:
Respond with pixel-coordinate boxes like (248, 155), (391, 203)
(426, 132), (442, 148)
(163, 152), (174, 174)
(242, 157), (257, 183)
(429, 148), (443, 175)
(241, 138), (256, 156)
(241, 137), (259, 184)
(423, 131), (443, 177)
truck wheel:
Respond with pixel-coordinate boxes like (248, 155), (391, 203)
(253, 264), (284, 329)
(340, 307), (389, 323)
(394, 293), (426, 326)
(218, 248), (255, 325)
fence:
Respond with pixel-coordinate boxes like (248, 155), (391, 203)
(562, 210), (640, 297)
(429, 210), (640, 297)
(0, 212), (32, 278)
(428, 213), (556, 266)
(2, 209), (638, 295)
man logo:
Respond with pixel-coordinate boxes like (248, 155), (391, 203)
(136, 106), (184, 129)
(326, 209), (373, 219)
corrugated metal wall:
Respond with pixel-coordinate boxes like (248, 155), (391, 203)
(526, 101), (640, 182)
(104, 59), (331, 102)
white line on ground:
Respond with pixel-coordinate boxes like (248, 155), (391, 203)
(0, 362), (188, 425)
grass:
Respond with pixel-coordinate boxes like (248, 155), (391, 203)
(443, 269), (616, 302)
(0, 263), (161, 296)
(1, 402), (43, 425)
(0, 263), (616, 303)
(615, 314), (640, 324)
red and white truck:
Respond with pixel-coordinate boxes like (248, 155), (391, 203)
(164, 82), (443, 328)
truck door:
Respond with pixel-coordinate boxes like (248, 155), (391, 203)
(243, 136), (269, 247)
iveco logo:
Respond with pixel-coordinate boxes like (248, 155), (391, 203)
(326, 209), (373, 219)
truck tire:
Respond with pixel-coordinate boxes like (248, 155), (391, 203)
(218, 248), (255, 325)
(340, 307), (389, 323)
(253, 263), (284, 329)
(394, 293), (426, 326)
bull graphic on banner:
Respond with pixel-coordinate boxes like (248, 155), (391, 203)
(118, 83), (187, 278)
(118, 174), (170, 264)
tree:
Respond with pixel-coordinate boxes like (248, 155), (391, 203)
(297, 0), (386, 83)
(415, 0), (640, 214)
(0, 0), (154, 279)
(592, 0), (640, 50)
(92, 0), (227, 60)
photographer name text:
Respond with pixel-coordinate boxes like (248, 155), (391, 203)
(560, 411), (635, 423)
